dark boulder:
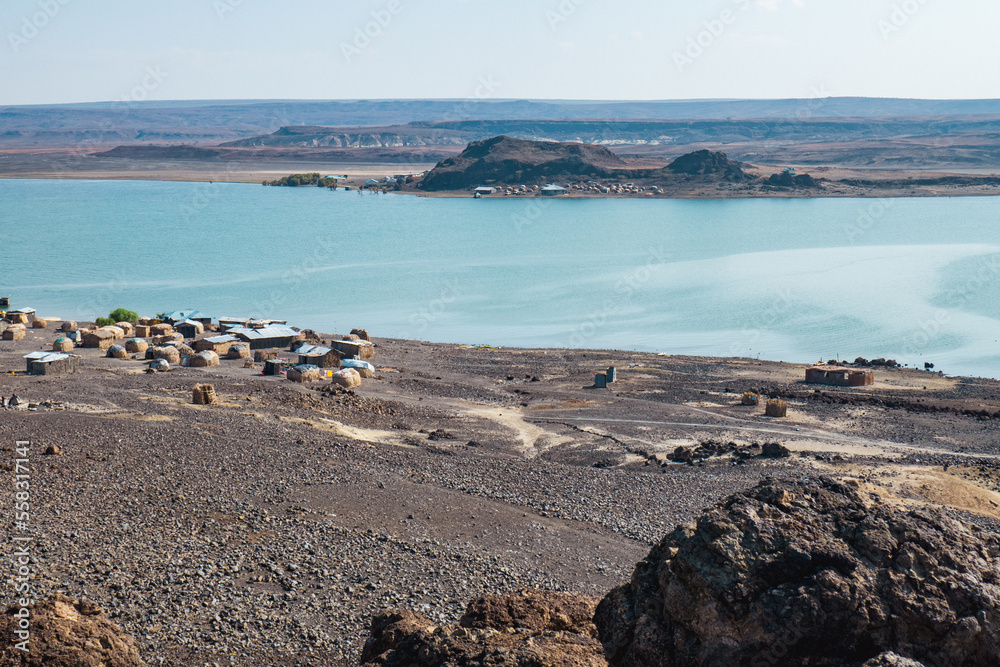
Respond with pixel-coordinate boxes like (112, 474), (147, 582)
(595, 477), (1000, 667)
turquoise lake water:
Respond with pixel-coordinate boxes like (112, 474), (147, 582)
(2, 178), (1000, 377)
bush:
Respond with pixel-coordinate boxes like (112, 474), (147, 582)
(108, 308), (139, 323)
(95, 317), (114, 326)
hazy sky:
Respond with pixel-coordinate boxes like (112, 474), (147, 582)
(1, 0), (997, 105)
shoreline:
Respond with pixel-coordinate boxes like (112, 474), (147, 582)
(3, 171), (1000, 200)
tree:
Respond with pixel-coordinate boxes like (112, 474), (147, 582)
(108, 308), (139, 323)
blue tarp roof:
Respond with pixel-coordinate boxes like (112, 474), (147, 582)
(162, 310), (205, 321)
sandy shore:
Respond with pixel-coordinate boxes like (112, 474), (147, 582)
(1, 321), (999, 664)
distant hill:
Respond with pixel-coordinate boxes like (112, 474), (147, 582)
(94, 145), (222, 159)
(419, 136), (630, 191)
(5, 97), (1000, 148)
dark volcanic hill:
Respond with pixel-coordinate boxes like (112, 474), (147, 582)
(419, 135), (630, 190)
(666, 149), (749, 181)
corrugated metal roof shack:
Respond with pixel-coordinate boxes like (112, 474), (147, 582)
(296, 344), (342, 369)
(228, 326), (300, 351)
(23, 352), (80, 376)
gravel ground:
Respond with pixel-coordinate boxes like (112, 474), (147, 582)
(2, 330), (999, 664)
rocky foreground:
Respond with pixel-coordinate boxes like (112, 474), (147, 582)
(2, 329), (1000, 664)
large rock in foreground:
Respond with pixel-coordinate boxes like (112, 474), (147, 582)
(595, 477), (1000, 667)
(360, 590), (606, 666)
(0, 595), (145, 666)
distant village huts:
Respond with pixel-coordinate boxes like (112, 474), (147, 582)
(229, 325), (300, 350)
(805, 366), (874, 387)
(152, 346), (182, 365)
(287, 364), (323, 383)
(3, 324), (27, 341)
(191, 351), (220, 368)
(331, 338), (375, 360)
(296, 343), (341, 369)
(540, 184), (568, 196)
(193, 335), (239, 355)
(150, 323), (175, 336)
(107, 345), (129, 359)
(227, 344), (251, 360)
(5, 308), (35, 325)
(23, 352), (79, 376)
(263, 359), (290, 376)
(341, 358), (375, 378)
(329, 368), (362, 389)
(82, 329), (116, 349)
(174, 319), (205, 339)
(52, 337), (74, 352)
(161, 310), (212, 327)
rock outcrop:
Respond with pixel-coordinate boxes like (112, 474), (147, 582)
(666, 150), (749, 181)
(360, 590), (606, 666)
(0, 595), (145, 666)
(420, 135), (629, 190)
(595, 477), (1000, 666)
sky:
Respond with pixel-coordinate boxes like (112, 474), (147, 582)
(1, 0), (998, 105)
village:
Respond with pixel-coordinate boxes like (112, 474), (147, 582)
(1, 305), (379, 404)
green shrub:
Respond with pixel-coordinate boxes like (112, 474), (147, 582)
(109, 308), (139, 323)
(95, 317), (114, 327)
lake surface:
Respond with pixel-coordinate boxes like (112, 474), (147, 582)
(3, 179), (1000, 378)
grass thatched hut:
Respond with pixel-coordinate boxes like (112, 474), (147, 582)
(115, 321), (135, 337)
(32, 317), (48, 329)
(227, 344), (251, 360)
(287, 364), (323, 383)
(153, 333), (184, 345)
(134, 325), (152, 337)
(150, 323), (174, 336)
(765, 399), (788, 418)
(82, 329), (116, 349)
(191, 351), (220, 368)
(52, 337), (74, 352)
(153, 346), (181, 365)
(263, 359), (289, 376)
(107, 345), (129, 359)
(331, 338), (375, 361)
(61, 320), (78, 332)
(100, 325), (126, 340)
(173, 342), (195, 358)
(3, 324), (27, 341)
(192, 384), (218, 405)
(125, 338), (149, 354)
(350, 328), (371, 341)
(254, 350), (278, 363)
(329, 368), (362, 389)
(296, 343), (341, 369)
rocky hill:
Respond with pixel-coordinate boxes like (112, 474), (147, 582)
(666, 149), (750, 181)
(419, 135), (632, 190)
